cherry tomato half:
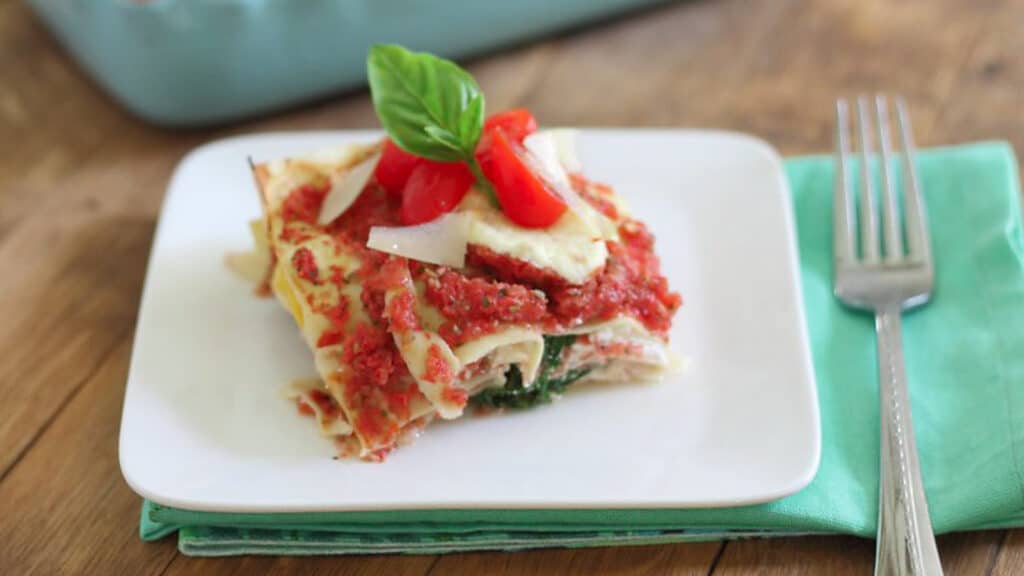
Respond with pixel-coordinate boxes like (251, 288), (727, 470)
(483, 108), (538, 143)
(400, 160), (475, 225)
(475, 129), (567, 228)
(374, 139), (422, 196)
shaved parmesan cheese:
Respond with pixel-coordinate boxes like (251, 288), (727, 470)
(547, 128), (583, 173)
(524, 132), (571, 187)
(317, 151), (380, 225)
(367, 213), (469, 267)
(524, 131), (617, 241)
(523, 131), (589, 216)
(524, 129), (582, 177)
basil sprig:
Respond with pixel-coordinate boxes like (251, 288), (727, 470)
(367, 44), (497, 202)
(367, 44), (485, 162)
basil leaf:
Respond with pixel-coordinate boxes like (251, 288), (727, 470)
(367, 44), (485, 162)
(423, 125), (464, 154)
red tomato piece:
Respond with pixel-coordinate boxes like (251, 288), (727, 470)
(374, 139), (422, 196)
(483, 108), (538, 143)
(475, 129), (567, 228)
(400, 160), (475, 225)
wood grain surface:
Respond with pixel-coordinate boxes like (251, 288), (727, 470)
(1, 0), (1022, 574)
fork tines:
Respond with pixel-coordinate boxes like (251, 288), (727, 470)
(833, 95), (931, 268)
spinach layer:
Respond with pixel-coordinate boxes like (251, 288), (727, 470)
(470, 335), (592, 409)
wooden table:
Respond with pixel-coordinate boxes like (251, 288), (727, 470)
(1, 0), (1022, 573)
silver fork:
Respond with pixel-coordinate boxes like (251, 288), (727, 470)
(834, 95), (942, 576)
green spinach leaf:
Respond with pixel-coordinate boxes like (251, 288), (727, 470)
(471, 335), (592, 409)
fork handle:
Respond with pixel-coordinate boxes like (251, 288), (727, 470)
(874, 307), (943, 576)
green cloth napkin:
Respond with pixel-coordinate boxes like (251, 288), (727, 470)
(139, 142), (1024, 556)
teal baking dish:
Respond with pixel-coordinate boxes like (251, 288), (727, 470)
(26, 0), (669, 126)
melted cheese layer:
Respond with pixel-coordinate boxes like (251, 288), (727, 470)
(459, 189), (611, 284)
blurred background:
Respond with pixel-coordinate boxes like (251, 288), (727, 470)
(3, 0), (1019, 188)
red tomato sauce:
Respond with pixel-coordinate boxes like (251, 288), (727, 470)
(286, 245), (352, 348)
(465, 222), (680, 334)
(281, 182), (328, 224)
(423, 344), (455, 385)
(291, 247), (320, 284)
(465, 245), (567, 290)
(316, 331), (344, 348)
(441, 385), (469, 405)
(421, 268), (548, 347)
(339, 323), (418, 444)
(309, 388), (340, 419)
(548, 220), (681, 333)
(296, 388), (342, 421)
(385, 288), (419, 332)
(314, 298), (350, 348)
(327, 185), (401, 242)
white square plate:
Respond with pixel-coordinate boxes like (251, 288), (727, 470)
(120, 130), (820, 512)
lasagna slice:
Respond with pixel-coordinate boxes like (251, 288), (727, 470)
(233, 132), (681, 461)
